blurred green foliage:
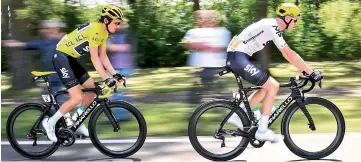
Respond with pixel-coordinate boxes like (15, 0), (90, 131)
(2, 0), (361, 71)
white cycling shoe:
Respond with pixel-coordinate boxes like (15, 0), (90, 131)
(75, 124), (89, 137)
(42, 118), (58, 142)
(255, 129), (284, 143)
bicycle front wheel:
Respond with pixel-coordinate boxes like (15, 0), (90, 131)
(88, 101), (147, 158)
(282, 97), (345, 160)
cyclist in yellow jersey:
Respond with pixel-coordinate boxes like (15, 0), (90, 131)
(42, 5), (126, 142)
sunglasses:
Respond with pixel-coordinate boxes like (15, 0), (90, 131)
(113, 21), (122, 25)
(290, 16), (300, 23)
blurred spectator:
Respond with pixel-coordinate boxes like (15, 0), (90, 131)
(107, 20), (138, 120)
(3, 20), (66, 102)
(183, 10), (231, 104)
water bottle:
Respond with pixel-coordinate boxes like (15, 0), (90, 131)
(252, 104), (278, 121)
(72, 106), (85, 121)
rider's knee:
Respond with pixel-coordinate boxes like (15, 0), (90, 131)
(272, 81), (280, 92)
(263, 77), (280, 93)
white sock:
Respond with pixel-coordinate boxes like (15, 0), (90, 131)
(48, 110), (64, 126)
(258, 115), (269, 132)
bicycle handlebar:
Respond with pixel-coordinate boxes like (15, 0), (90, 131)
(295, 74), (322, 93)
(95, 81), (126, 99)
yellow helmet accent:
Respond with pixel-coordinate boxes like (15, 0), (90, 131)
(100, 5), (124, 21)
(276, 3), (301, 18)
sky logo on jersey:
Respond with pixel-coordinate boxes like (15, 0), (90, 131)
(60, 67), (70, 79)
(272, 26), (283, 37)
(244, 64), (259, 76)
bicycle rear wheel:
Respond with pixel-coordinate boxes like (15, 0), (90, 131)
(88, 101), (147, 158)
(6, 103), (59, 159)
(282, 97), (345, 160)
(188, 100), (250, 161)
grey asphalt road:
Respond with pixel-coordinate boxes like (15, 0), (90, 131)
(1, 133), (359, 162)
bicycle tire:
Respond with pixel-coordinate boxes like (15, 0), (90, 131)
(188, 100), (250, 161)
(88, 101), (147, 158)
(6, 103), (59, 159)
(281, 97), (345, 160)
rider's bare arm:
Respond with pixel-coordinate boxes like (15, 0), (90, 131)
(90, 47), (109, 80)
(279, 46), (313, 74)
(99, 45), (117, 76)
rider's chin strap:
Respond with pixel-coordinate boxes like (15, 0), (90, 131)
(279, 16), (292, 29)
(105, 20), (111, 33)
(104, 17), (112, 33)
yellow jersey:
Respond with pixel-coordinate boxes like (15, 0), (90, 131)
(56, 22), (109, 58)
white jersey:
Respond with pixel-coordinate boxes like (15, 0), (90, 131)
(226, 18), (288, 56)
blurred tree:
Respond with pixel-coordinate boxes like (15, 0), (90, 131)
(1, 1), (10, 71)
(7, 0), (35, 90)
(2, 0), (361, 72)
(193, 0), (200, 11)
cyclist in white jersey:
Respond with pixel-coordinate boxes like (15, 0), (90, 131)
(226, 3), (323, 143)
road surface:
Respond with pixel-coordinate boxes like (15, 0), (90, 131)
(1, 133), (359, 162)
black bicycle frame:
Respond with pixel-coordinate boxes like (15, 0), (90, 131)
(69, 98), (120, 132)
(218, 72), (316, 136)
(33, 76), (120, 134)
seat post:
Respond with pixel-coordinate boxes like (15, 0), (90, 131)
(42, 76), (53, 94)
(234, 73), (245, 90)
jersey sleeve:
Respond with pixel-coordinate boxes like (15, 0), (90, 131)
(271, 26), (288, 49)
(25, 39), (44, 50)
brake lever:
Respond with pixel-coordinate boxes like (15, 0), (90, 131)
(114, 83), (118, 93)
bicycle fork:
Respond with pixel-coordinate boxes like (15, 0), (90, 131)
(103, 101), (120, 132)
(295, 98), (316, 131)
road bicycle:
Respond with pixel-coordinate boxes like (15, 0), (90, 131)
(6, 71), (147, 159)
(188, 66), (345, 161)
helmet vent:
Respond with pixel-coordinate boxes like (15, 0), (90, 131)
(108, 11), (117, 17)
(279, 9), (286, 13)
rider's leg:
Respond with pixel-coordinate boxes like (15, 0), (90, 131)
(67, 58), (95, 137)
(42, 85), (83, 142)
(248, 88), (267, 108)
(43, 51), (85, 142)
(228, 89), (266, 129)
(258, 77), (279, 126)
(255, 76), (283, 143)
(80, 77), (96, 107)
(226, 51), (270, 128)
(72, 77), (96, 137)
